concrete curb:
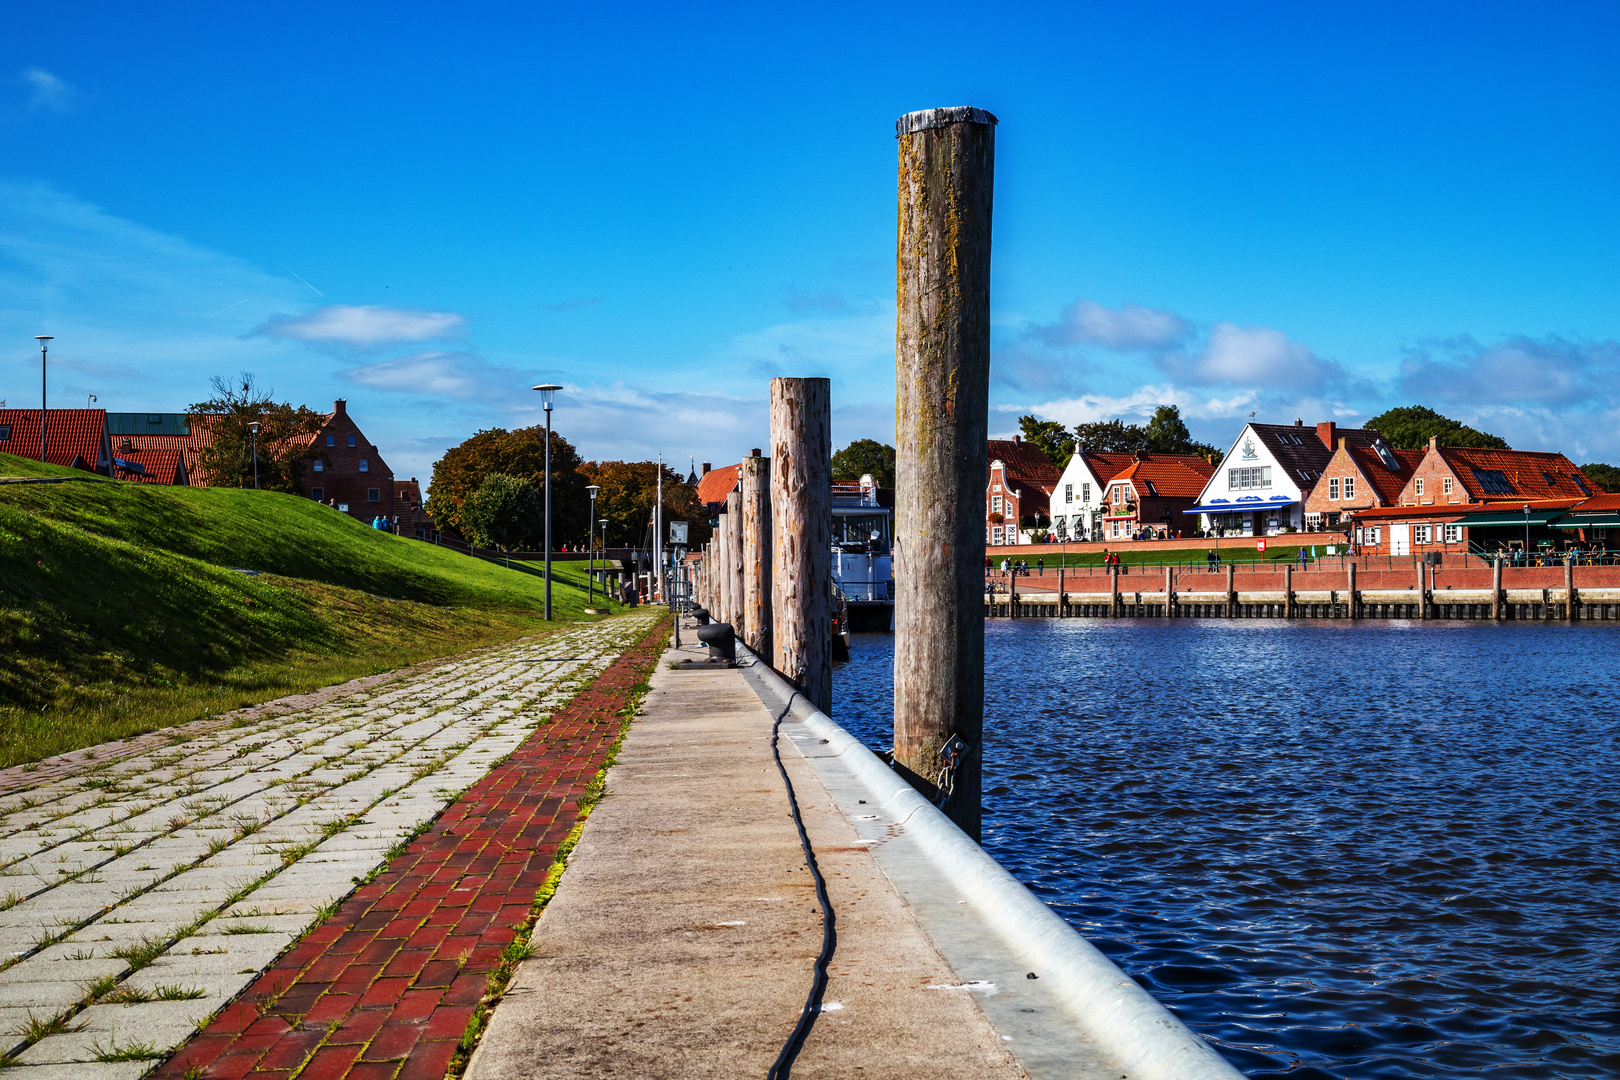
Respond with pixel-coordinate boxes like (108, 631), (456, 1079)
(741, 648), (1246, 1080)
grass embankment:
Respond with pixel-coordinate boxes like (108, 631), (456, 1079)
(0, 452), (619, 766)
(1002, 540), (1340, 569)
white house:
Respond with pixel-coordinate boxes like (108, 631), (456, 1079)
(1046, 450), (1135, 542)
(1188, 420), (1384, 536)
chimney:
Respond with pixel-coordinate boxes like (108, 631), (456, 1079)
(749, 448), (761, 457)
(1294, 418), (1303, 426)
(1428, 435), (1439, 451)
(701, 462), (711, 475)
(1338, 437), (1346, 450)
(334, 399), (347, 415)
(1316, 421), (1336, 449)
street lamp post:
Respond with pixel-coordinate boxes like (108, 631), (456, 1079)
(532, 384), (563, 619)
(1523, 503), (1531, 564)
(33, 336), (51, 464)
(600, 518), (609, 601)
(585, 484), (600, 606)
(248, 421), (261, 490)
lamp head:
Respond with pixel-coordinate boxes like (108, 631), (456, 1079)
(532, 383), (563, 410)
(34, 335), (52, 344)
(586, 484), (600, 497)
(599, 518), (608, 526)
(248, 421), (261, 434)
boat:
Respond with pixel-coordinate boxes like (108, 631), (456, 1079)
(832, 473), (894, 632)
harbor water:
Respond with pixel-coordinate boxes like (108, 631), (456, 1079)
(831, 619), (1620, 1079)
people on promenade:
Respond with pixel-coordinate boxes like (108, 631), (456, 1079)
(1207, 548), (1219, 572)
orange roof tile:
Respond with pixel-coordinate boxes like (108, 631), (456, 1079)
(1437, 447), (1595, 502)
(1111, 454), (1218, 498)
(1346, 444), (1423, 504)
(0, 409), (108, 472)
(695, 463), (741, 506)
(110, 448), (187, 485)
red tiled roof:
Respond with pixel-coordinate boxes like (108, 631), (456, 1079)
(1437, 447), (1594, 502)
(0, 409), (108, 472)
(695, 464), (741, 506)
(110, 448), (186, 485)
(987, 439), (1062, 484)
(113, 414), (219, 484)
(1351, 497), (1583, 521)
(1346, 444), (1423, 504)
(1111, 454), (1218, 498)
(1573, 492), (1620, 511)
(1080, 451), (1138, 482)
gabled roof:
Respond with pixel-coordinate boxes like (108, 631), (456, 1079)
(1434, 447), (1594, 502)
(111, 448), (187, 485)
(1345, 444), (1423, 504)
(1078, 451), (1138, 483)
(0, 409), (109, 472)
(695, 463), (741, 506)
(1246, 422), (1383, 485)
(988, 439), (1062, 497)
(1111, 454), (1218, 498)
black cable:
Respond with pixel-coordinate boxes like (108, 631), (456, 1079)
(765, 693), (836, 1080)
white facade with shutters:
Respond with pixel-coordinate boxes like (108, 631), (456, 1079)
(1046, 454), (1110, 542)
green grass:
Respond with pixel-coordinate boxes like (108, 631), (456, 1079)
(0, 452), (619, 766)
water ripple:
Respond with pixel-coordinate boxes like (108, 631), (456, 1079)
(832, 619), (1620, 1078)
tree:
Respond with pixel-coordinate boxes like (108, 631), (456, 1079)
(461, 475), (544, 550)
(1364, 405), (1510, 450)
(578, 460), (709, 549)
(1017, 417), (1076, 467)
(426, 426), (589, 545)
(830, 439), (896, 487)
(1141, 404), (1222, 460)
(1072, 418), (1149, 454)
(188, 373), (327, 492)
(1580, 463), (1620, 493)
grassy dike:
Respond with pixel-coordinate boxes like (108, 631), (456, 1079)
(0, 452), (616, 766)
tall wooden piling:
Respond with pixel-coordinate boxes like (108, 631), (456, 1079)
(1226, 564), (1237, 618)
(717, 516), (734, 627)
(770, 377), (832, 712)
(742, 452), (773, 656)
(725, 491), (745, 638)
(1348, 562), (1359, 619)
(1283, 564), (1293, 619)
(1164, 566), (1173, 617)
(1110, 565), (1120, 616)
(1492, 559), (1503, 620)
(1417, 560), (1429, 619)
(1565, 556), (1576, 621)
(892, 106), (996, 841)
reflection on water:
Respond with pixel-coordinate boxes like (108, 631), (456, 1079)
(832, 619), (1620, 1079)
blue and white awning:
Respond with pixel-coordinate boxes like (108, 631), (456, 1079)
(1181, 495), (1297, 515)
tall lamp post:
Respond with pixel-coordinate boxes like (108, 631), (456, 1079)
(600, 518), (609, 600)
(532, 384), (563, 619)
(33, 336), (51, 463)
(585, 484), (600, 605)
(248, 421), (261, 490)
(1523, 503), (1531, 565)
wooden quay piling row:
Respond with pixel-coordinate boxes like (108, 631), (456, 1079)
(987, 558), (1620, 621)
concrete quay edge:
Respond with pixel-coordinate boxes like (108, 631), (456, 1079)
(738, 646), (1246, 1080)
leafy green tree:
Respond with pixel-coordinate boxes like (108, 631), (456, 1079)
(426, 426), (588, 544)
(578, 459), (708, 548)
(188, 373), (327, 492)
(1017, 417), (1077, 466)
(461, 474), (544, 551)
(1072, 418), (1149, 454)
(1141, 404), (1222, 460)
(830, 439), (896, 487)
(1364, 405), (1509, 450)
(1579, 463), (1620, 494)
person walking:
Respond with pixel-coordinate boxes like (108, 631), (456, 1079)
(1297, 546), (1308, 568)
(1207, 548), (1219, 572)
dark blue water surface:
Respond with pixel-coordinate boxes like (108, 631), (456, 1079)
(830, 619), (1620, 1079)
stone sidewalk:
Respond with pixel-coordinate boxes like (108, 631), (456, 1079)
(464, 643), (1027, 1079)
(0, 609), (665, 1080)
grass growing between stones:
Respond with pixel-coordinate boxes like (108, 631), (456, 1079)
(0, 451), (617, 766)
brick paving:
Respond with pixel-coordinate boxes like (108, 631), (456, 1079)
(152, 612), (668, 1080)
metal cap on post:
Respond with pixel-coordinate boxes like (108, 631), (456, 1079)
(893, 105), (996, 841)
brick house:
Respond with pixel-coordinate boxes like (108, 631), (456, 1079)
(1348, 499), (1586, 557)
(1302, 437), (1422, 525)
(1097, 454), (1218, 540)
(299, 400), (396, 522)
(986, 437), (1063, 546)
(1047, 450), (1135, 542)
(0, 409), (112, 474)
(1194, 419), (1386, 536)
(1394, 441), (1594, 507)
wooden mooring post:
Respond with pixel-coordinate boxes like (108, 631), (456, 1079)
(1164, 566), (1173, 617)
(892, 105), (996, 841)
(1226, 563), (1236, 618)
(1348, 562), (1359, 620)
(1492, 559), (1503, 620)
(725, 490), (745, 640)
(1283, 564), (1293, 619)
(742, 451), (773, 657)
(714, 516), (730, 626)
(770, 377), (832, 712)
(1566, 556), (1576, 621)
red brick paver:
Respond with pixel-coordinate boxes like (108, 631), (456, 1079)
(155, 616), (669, 1080)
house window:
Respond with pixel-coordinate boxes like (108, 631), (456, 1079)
(1444, 524), (1462, 543)
(1470, 467), (1515, 495)
(311, 488), (323, 500)
(1415, 524), (1432, 544)
(1082, 483), (1091, 503)
(1443, 477), (1454, 496)
(348, 435), (356, 448)
(1328, 478), (1340, 500)
(1343, 476), (1355, 499)
(991, 526), (1003, 544)
(1415, 479), (1425, 496)
(368, 488), (380, 502)
(1064, 483), (1073, 504)
(359, 459), (369, 473)
(1367, 526), (1381, 544)
(0, 425), (10, 443)
(1229, 466), (1272, 490)
(991, 494), (1002, 514)
(313, 459), (324, 473)
(326, 434), (335, 447)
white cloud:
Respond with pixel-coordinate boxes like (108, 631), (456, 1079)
(1162, 321), (1347, 390)
(23, 69), (80, 114)
(1027, 299), (1190, 350)
(259, 304), (466, 348)
(1399, 334), (1620, 410)
(338, 351), (516, 401)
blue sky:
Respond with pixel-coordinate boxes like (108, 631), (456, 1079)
(2, 2), (1617, 488)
